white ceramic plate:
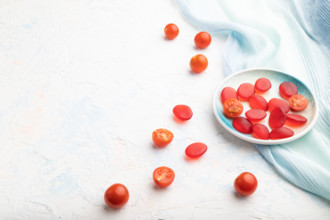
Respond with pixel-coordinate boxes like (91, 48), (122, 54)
(213, 68), (319, 145)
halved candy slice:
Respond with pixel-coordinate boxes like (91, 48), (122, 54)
(252, 124), (269, 140)
(279, 82), (298, 99)
(269, 107), (286, 129)
(185, 142), (207, 158)
(245, 109), (267, 123)
(233, 117), (252, 134)
(285, 113), (308, 127)
(255, 78), (271, 93)
(173, 105), (193, 120)
(220, 87), (237, 103)
(237, 83), (255, 101)
(249, 95), (268, 111)
(270, 127), (294, 139)
(268, 98), (290, 113)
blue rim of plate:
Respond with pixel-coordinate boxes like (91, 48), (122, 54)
(212, 68), (319, 145)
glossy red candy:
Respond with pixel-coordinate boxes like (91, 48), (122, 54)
(279, 82), (298, 99)
(269, 107), (286, 129)
(245, 109), (267, 123)
(268, 98), (290, 113)
(237, 83), (255, 101)
(173, 105), (193, 120)
(233, 117), (252, 134)
(249, 95), (268, 111)
(185, 142), (207, 158)
(252, 124), (269, 140)
(270, 127), (294, 139)
(285, 114), (308, 127)
(254, 78), (271, 93)
(221, 87), (237, 103)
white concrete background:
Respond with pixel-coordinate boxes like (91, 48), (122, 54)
(0, 0), (329, 219)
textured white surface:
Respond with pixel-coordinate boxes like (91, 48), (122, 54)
(0, 0), (329, 219)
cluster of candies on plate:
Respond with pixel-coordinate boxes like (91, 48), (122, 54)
(221, 78), (309, 140)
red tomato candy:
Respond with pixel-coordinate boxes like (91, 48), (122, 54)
(252, 124), (269, 140)
(285, 113), (308, 127)
(164, 23), (179, 40)
(104, 184), (129, 209)
(223, 98), (243, 118)
(279, 82), (298, 99)
(237, 83), (255, 101)
(269, 107), (286, 129)
(173, 105), (193, 120)
(153, 166), (175, 188)
(249, 95), (268, 111)
(254, 78), (271, 93)
(233, 117), (252, 134)
(270, 127), (294, 139)
(194, 31), (212, 49)
(152, 129), (174, 147)
(245, 109), (267, 123)
(221, 87), (237, 104)
(185, 142), (207, 158)
(234, 172), (258, 196)
(268, 98), (290, 113)
(288, 94), (308, 111)
(190, 54), (208, 73)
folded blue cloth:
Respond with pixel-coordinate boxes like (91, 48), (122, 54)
(175, 0), (330, 201)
